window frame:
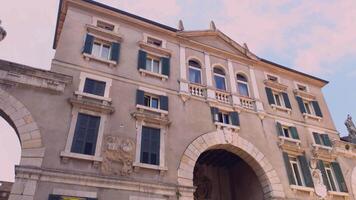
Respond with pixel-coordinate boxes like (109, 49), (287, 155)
(143, 94), (160, 109)
(303, 100), (315, 115)
(91, 39), (112, 60)
(92, 17), (119, 32)
(145, 55), (161, 74)
(265, 72), (281, 83)
(324, 163), (340, 192)
(77, 72), (112, 101)
(294, 81), (310, 93)
(143, 33), (167, 48)
(236, 73), (250, 97)
(289, 156), (305, 187)
(272, 91), (285, 107)
(213, 67), (227, 91)
(217, 111), (231, 125)
(188, 60), (202, 84)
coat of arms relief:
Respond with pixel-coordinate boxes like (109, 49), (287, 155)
(101, 135), (136, 176)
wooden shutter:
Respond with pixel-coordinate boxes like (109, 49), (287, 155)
(48, 194), (61, 200)
(331, 162), (348, 192)
(140, 127), (150, 164)
(150, 128), (161, 165)
(210, 107), (219, 122)
(290, 127), (300, 140)
(71, 113), (88, 154)
(297, 155), (314, 187)
(161, 57), (170, 76)
(282, 152), (296, 185)
(265, 87), (275, 105)
(317, 160), (331, 191)
(159, 95), (169, 111)
(313, 132), (321, 145)
(312, 101), (323, 117)
(296, 96), (306, 113)
(276, 122), (283, 136)
(136, 89), (145, 105)
(230, 112), (240, 126)
(110, 42), (121, 62)
(321, 134), (332, 147)
(85, 115), (100, 155)
(84, 79), (106, 96)
(83, 34), (94, 54)
(137, 50), (147, 69)
(282, 92), (292, 109)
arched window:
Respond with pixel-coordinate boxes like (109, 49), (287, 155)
(188, 60), (202, 84)
(236, 74), (249, 96)
(213, 67), (226, 91)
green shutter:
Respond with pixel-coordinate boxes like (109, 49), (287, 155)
(136, 89), (145, 105)
(321, 134), (332, 147)
(313, 132), (321, 145)
(312, 101), (323, 117)
(290, 127), (300, 140)
(265, 87), (275, 105)
(317, 160), (331, 191)
(161, 57), (170, 76)
(282, 92), (291, 109)
(83, 34), (94, 54)
(282, 152), (296, 185)
(296, 96), (306, 113)
(230, 112), (240, 126)
(297, 155), (314, 187)
(137, 50), (147, 69)
(210, 107), (219, 122)
(110, 42), (121, 62)
(331, 162), (348, 192)
(276, 122), (283, 136)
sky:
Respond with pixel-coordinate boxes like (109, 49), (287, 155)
(0, 0), (355, 182)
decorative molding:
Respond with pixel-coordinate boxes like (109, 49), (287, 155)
(278, 136), (303, 156)
(263, 80), (288, 91)
(138, 41), (171, 57)
(83, 53), (117, 67)
(293, 89), (315, 100)
(86, 24), (123, 42)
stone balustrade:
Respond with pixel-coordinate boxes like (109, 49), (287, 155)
(239, 96), (255, 110)
(189, 84), (205, 97)
(215, 90), (230, 104)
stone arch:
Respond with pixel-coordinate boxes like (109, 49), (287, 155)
(177, 130), (286, 200)
(0, 88), (44, 167)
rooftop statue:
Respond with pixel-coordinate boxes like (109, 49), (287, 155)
(345, 114), (356, 143)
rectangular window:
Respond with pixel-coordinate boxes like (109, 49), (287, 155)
(140, 126), (160, 165)
(218, 112), (230, 124)
(97, 20), (115, 31)
(303, 101), (314, 115)
(289, 157), (304, 186)
(214, 75), (226, 91)
(145, 57), (160, 73)
(237, 82), (249, 97)
(144, 94), (159, 109)
(189, 67), (202, 84)
(272, 92), (284, 107)
(83, 78), (106, 96)
(297, 84), (307, 92)
(92, 41), (111, 60)
(147, 37), (163, 47)
(282, 126), (290, 138)
(324, 163), (339, 191)
(267, 74), (279, 82)
(71, 113), (100, 156)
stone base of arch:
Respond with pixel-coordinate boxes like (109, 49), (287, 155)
(177, 130), (286, 200)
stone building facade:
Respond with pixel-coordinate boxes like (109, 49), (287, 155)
(2, 0), (356, 199)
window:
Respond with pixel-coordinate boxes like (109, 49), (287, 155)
(146, 56), (160, 73)
(83, 78), (106, 97)
(144, 94), (159, 109)
(312, 132), (332, 147)
(236, 74), (249, 96)
(188, 60), (202, 84)
(265, 87), (292, 110)
(282, 126), (290, 138)
(213, 67), (226, 91)
(303, 101), (314, 115)
(324, 163), (338, 191)
(276, 122), (300, 140)
(218, 112), (230, 124)
(137, 50), (170, 77)
(140, 126), (160, 165)
(297, 84), (307, 92)
(71, 113), (101, 156)
(273, 92), (284, 107)
(318, 161), (348, 192)
(147, 37), (163, 47)
(289, 157), (304, 186)
(97, 20), (115, 31)
(211, 107), (240, 127)
(267, 74), (279, 82)
(92, 40), (111, 60)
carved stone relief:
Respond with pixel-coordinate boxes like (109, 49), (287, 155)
(193, 164), (212, 200)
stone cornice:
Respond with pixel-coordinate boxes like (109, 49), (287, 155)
(0, 59), (72, 92)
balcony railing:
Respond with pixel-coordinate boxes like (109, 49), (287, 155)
(215, 90), (230, 104)
(189, 84), (205, 97)
(239, 96), (255, 110)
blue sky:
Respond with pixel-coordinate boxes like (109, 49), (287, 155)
(0, 0), (355, 181)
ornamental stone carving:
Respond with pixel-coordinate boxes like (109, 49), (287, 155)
(101, 135), (135, 176)
(345, 115), (356, 142)
(310, 159), (327, 199)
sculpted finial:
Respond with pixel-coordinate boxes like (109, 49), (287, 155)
(178, 19), (184, 31)
(209, 20), (216, 31)
(345, 114), (356, 141)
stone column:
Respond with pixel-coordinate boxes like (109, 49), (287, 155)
(228, 59), (241, 106)
(179, 45), (189, 95)
(204, 52), (216, 100)
(249, 67), (264, 112)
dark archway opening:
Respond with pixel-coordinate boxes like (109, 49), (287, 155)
(193, 149), (264, 200)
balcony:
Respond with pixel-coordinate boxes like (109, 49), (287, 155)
(189, 83), (205, 98)
(239, 96), (255, 110)
(215, 90), (230, 104)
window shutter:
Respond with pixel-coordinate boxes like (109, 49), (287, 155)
(150, 128), (161, 165)
(331, 162), (348, 192)
(321, 134), (332, 147)
(137, 50), (147, 69)
(210, 107), (219, 122)
(312, 101), (323, 117)
(136, 89), (145, 105)
(297, 155), (314, 187)
(282, 152), (296, 185)
(48, 194), (61, 200)
(313, 132), (321, 145)
(265, 87), (275, 105)
(71, 113), (87, 154)
(140, 127), (150, 164)
(161, 57), (170, 76)
(317, 160), (331, 191)
(110, 42), (121, 62)
(230, 112), (240, 126)
(290, 127), (300, 140)
(159, 95), (169, 111)
(282, 92), (292, 109)
(83, 34), (94, 54)
(276, 122), (283, 136)
(296, 96), (306, 113)
(85, 115), (100, 155)
(94, 81), (106, 97)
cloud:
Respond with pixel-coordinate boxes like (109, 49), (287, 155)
(219, 0), (356, 75)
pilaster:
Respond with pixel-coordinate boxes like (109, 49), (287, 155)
(204, 53), (216, 100)
(228, 59), (241, 106)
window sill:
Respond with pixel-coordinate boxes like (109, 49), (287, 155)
(214, 122), (240, 131)
(83, 53), (117, 67)
(278, 137), (303, 155)
(290, 185), (314, 195)
(279, 136), (301, 144)
(271, 104), (291, 114)
(312, 144), (333, 151)
(139, 68), (168, 81)
(133, 162), (168, 172)
(138, 41), (172, 57)
(328, 191), (349, 197)
(60, 151), (102, 167)
(75, 91), (112, 103)
(136, 104), (168, 115)
(303, 113), (322, 121)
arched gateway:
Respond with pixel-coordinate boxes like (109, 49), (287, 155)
(177, 130), (286, 200)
